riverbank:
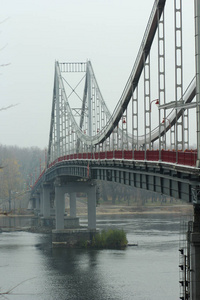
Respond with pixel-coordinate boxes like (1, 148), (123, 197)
(77, 203), (194, 216)
(0, 203), (193, 219)
(0, 204), (193, 234)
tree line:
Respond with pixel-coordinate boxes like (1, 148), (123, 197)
(97, 181), (177, 207)
(0, 145), (45, 211)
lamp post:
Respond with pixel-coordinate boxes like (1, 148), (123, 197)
(162, 117), (171, 128)
(150, 99), (159, 112)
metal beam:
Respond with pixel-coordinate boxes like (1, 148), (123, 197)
(159, 101), (198, 110)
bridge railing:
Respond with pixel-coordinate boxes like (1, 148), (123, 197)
(48, 149), (197, 168)
(32, 149), (197, 190)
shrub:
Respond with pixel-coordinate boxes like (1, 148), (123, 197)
(92, 229), (128, 249)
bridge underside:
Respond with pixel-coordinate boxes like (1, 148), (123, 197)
(92, 161), (199, 203)
(33, 159), (200, 204)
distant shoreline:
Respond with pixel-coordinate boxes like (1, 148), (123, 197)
(81, 203), (193, 216)
(0, 204), (193, 218)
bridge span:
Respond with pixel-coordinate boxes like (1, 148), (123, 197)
(29, 0), (200, 299)
(33, 149), (199, 210)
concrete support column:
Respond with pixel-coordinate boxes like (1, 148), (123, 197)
(130, 173), (134, 187)
(112, 170), (115, 181)
(29, 198), (34, 209)
(43, 183), (51, 218)
(33, 198), (36, 209)
(70, 192), (76, 217)
(39, 190), (43, 216)
(87, 184), (96, 230)
(115, 170), (118, 183)
(55, 179), (65, 230)
(35, 196), (40, 210)
(125, 172), (129, 185)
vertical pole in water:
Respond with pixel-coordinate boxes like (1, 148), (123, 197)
(195, 0), (200, 167)
(189, 200), (200, 300)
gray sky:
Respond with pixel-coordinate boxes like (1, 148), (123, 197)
(0, 0), (195, 149)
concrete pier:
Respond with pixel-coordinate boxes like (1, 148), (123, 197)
(30, 177), (97, 245)
(88, 186), (96, 230)
(52, 179), (97, 245)
(52, 228), (96, 247)
(39, 189), (44, 216)
(70, 192), (76, 217)
(43, 183), (51, 218)
(53, 179), (97, 231)
(55, 180), (66, 230)
(35, 216), (80, 230)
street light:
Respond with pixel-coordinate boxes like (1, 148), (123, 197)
(162, 117), (171, 128)
(150, 99), (159, 112)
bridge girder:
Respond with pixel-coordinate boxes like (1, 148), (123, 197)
(32, 159), (200, 204)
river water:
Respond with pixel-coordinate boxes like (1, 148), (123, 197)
(0, 214), (185, 299)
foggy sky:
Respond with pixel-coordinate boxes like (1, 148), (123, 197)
(0, 0), (195, 149)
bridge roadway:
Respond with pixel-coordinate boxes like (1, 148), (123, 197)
(31, 149), (200, 231)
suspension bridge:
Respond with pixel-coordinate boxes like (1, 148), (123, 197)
(29, 1), (200, 298)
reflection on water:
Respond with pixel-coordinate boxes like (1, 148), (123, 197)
(0, 216), (31, 228)
(0, 214), (181, 299)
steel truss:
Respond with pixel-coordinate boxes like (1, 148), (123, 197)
(47, 0), (197, 167)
